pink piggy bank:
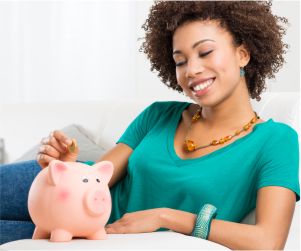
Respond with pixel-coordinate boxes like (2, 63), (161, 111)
(28, 160), (113, 242)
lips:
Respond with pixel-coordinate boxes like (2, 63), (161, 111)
(189, 77), (215, 93)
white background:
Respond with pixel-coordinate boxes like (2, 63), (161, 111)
(0, 0), (299, 104)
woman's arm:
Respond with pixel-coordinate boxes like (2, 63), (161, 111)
(160, 186), (296, 250)
(97, 143), (133, 188)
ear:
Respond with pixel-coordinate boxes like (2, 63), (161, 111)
(93, 161), (114, 184)
(237, 43), (250, 67)
(48, 160), (68, 186)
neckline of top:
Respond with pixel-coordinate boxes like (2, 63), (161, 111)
(168, 102), (273, 163)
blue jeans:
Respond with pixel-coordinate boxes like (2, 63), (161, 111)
(0, 160), (41, 244)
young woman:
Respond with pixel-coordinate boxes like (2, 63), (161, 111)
(1, 1), (299, 249)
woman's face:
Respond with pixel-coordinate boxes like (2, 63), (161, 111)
(172, 20), (249, 107)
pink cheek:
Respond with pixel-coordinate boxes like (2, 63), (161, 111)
(58, 189), (70, 202)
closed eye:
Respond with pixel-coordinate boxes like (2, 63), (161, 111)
(175, 61), (186, 67)
(199, 50), (213, 58)
(175, 50), (213, 67)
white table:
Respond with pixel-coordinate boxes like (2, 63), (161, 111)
(0, 232), (230, 250)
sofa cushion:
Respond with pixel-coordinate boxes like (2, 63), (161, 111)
(16, 124), (106, 163)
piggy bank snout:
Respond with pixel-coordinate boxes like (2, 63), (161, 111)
(84, 188), (108, 217)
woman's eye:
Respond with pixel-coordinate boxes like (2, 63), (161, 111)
(175, 50), (213, 67)
(199, 50), (213, 57)
(82, 178), (89, 183)
(175, 61), (186, 67)
(96, 178), (100, 183)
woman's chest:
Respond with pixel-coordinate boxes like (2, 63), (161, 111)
(173, 119), (251, 160)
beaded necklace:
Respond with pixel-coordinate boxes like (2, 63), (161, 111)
(183, 107), (260, 152)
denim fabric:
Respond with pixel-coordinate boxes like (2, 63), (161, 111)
(0, 220), (35, 244)
(0, 160), (41, 244)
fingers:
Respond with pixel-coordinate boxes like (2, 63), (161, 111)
(105, 224), (126, 234)
(37, 130), (75, 169)
(41, 131), (70, 153)
(52, 130), (72, 147)
(39, 144), (61, 159)
(36, 153), (56, 169)
(105, 217), (129, 234)
(105, 227), (118, 234)
(40, 136), (65, 155)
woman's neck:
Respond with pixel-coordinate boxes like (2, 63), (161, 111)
(196, 83), (256, 131)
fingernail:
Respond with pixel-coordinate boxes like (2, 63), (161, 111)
(66, 139), (72, 145)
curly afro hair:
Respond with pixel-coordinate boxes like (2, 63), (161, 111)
(140, 1), (288, 101)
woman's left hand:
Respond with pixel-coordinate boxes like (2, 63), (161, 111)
(105, 208), (164, 234)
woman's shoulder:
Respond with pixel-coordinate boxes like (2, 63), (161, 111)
(267, 119), (298, 134)
(261, 119), (299, 141)
(254, 120), (298, 165)
(147, 101), (191, 113)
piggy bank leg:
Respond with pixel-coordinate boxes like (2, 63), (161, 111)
(50, 229), (73, 242)
(32, 227), (50, 239)
(87, 228), (107, 240)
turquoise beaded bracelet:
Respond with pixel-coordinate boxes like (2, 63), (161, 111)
(192, 204), (217, 239)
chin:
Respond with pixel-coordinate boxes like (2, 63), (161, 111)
(192, 94), (225, 109)
(187, 89), (214, 106)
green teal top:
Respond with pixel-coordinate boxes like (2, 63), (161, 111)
(108, 101), (300, 224)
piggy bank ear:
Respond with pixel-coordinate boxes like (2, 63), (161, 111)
(48, 160), (68, 186)
(94, 161), (113, 184)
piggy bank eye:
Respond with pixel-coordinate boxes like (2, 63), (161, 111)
(96, 178), (100, 183)
(82, 178), (89, 183)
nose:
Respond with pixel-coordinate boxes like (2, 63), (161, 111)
(84, 189), (107, 217)
(185, 58), (205, 79)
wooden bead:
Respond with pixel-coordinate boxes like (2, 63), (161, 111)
(219, 138), (225, 144)
(224, 135), (233, 141)
(211, 140), (219, 145)
(243, 123), (251, 131)
(184, 140), (196, 152)
(184, 110), (259, 152)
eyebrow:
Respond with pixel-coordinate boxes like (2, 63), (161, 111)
(173, 39), (216, 55)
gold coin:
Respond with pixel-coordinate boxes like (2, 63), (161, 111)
(68, 139), (77, 153)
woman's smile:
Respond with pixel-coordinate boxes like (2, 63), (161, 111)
(189, 77), (215, 97)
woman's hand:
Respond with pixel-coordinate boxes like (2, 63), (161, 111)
(37, 130), (79, 169)
(105, 209), (164, 234)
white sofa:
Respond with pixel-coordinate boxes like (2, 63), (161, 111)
(0, 92), (299, 250)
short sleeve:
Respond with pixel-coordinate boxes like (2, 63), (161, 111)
(256, 125), (300, 201)
(116, 102), (160, 150)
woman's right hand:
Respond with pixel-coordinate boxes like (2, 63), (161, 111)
(37, 130), (79, 169)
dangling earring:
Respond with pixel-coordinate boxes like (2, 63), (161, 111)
(240, 67), (245, 77)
